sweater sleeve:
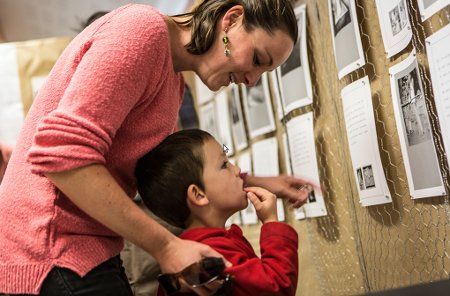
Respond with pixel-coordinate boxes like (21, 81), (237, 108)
(203, 223), (299, 296)
(27, 6), (169, 173)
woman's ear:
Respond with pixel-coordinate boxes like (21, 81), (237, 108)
(187, 184), (209, 206)
(221, 5), (244, 31)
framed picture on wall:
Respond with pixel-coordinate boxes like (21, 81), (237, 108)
(375, 0), (412, 58)
(277, 4), (313, 117)
(242, 73), (276, 139)
(328, 0), (366, 79)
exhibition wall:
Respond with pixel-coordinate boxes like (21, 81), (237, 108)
(1, 0), (450, 295)
(191, 1), (450, 295)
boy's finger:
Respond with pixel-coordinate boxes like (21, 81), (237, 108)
(244, 186), (272, 198)
(247, 192), (260, 205)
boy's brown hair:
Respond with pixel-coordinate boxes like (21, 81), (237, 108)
(135, 129), (214, 228)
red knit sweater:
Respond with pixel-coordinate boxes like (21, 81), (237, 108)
(0, 5), (183, 294)
(158, 223), (299, 296)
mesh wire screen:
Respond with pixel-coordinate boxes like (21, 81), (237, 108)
(238, 0), (450, 295)
(289, 0), (449, 295)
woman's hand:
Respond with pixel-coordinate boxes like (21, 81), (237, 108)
(244, 175), (319, 208)
(157, 238), (231, 295)
(245, 187), (278, 223)
(158, 238), (230, 273)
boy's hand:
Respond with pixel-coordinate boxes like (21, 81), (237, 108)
(245, 187), (278, 223)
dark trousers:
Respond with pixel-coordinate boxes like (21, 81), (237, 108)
(13, 256), (133, 296)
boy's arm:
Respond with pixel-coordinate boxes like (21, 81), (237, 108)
(198, 223), (298, 296)
(194, 187), (298, 295)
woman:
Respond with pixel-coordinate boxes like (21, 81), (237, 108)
(0, 1), (308, 295)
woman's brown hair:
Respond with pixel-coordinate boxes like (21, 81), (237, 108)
(172, 0), (298, 55)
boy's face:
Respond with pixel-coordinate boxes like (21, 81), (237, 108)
(202, 138), (248, 214)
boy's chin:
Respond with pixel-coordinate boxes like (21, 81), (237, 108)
(239, 200), (249, 210)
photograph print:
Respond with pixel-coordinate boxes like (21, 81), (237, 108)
(308, 190), (317, 203)
(388, 0), (408, 36)
(277, 4), (313, 116)
(356, 165), (376, 190)
(397, 68), (431, 146)
(328, 0), (365, 79)
(357, 168), (364, 190)
(375, 0), (412, 58)
(331, 0), (351, 36)
(389, 49), (445, 198)
(362, 165), (376, 189)
(242, 73), (276, 139)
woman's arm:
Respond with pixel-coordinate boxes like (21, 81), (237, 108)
(45, 164), (228, 274)
(243, 174), (316, 208)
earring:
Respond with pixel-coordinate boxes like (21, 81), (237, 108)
(223, 28), (231, 57)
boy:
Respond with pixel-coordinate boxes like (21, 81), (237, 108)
(135, 129), (298, 296)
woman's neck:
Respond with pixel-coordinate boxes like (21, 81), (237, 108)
(164, 15), (197, 73)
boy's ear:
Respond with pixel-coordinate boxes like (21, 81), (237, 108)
(187, 184), (209, 206)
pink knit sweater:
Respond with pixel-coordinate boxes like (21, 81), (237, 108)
(0, 5), (183, 294)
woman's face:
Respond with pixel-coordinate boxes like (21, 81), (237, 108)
(199, 17), (294, 91)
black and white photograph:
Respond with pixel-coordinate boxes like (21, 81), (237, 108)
(242, 73), (275, 139)
(328, 0), (365, 79)
(375, 0), (412, 58)
(417, 0), (449, 21)
(277, 4), (313, 117)
(308, 190), (317, 203)
(388, 0), (407, 36)
(389, 49), (445, 199)
(397, 69), (431, 146)
(357, 168), (364, 190)
(363, 165), (375, 189)
(331, 0), (351, 36)
(229, 85), (248, 151)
